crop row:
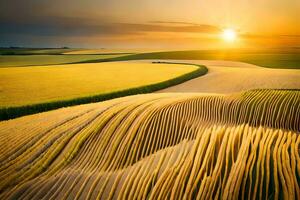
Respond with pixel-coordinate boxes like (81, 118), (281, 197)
(0, 90), (299, 199)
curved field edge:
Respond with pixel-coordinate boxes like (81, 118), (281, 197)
(0, 63), (207, 121)
(0, 62), (200, 107)
(75, 50), (300, 69)
(0, 89), (299, 199)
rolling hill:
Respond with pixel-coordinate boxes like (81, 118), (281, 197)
(0, 89), (299, 199)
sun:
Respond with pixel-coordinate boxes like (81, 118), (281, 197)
(222, 28), (237, 42)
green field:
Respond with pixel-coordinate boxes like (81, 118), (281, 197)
(0, 54), (132, 67)
(2, 48), (299, 69)
(94, 49), (300, 69)
(0, 48), (135, 55)
(0, 48), (75, 55)
(0, 62), (201, 108)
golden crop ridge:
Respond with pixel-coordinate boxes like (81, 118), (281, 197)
(0, 62), (207, 120)
(0, 89), (299, 199)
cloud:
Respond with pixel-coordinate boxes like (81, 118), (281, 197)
(149, 21), (208, 26)
(121, 23), (221, 33)
(0, 14), (221, 38)
(242, 33), (300, 39)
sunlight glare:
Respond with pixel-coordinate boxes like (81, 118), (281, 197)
(222, 28), (237, 42)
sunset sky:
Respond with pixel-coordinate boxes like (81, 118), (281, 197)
(1, 0), (299, 49)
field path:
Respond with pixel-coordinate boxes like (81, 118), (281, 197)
(131, 60), (300, 93)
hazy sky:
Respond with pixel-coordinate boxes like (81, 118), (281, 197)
(0, 0), (299, 48)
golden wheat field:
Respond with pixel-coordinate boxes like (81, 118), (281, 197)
(0, 89), (299, 199)
(0, 62), (197, 107)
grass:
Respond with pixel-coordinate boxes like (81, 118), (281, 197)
(2, 48), (299, 69)
(0, 48), (136, 55)
(63, 49), (137, 55)
(0, 62), (207, 120)
(83, 49), (300, 69)
(0, 48), (75, 55)
(0, 54), (132, 67)
(0, 90), (299, 199)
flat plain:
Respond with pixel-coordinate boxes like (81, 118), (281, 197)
(156, 60), (300, 93)
(0, 54), (131, 67)
(97, 48), (300, 69)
